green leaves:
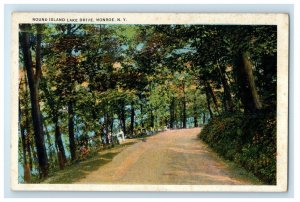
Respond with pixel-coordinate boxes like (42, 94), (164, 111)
(200, 113), (276, 184)
(19, 23), (277, 180)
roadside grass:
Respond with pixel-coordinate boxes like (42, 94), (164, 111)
(200, 139), (263, 185)
(37, 141), (137, 184)
(27, 131), (261, 185)
(221, 157), (263, 185)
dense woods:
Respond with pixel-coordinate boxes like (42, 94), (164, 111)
(18, 24), (277, 184)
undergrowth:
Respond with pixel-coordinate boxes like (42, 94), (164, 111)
(199, 112), (276, 185)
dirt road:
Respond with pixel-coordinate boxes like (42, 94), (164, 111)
(77, 128), (254, 185)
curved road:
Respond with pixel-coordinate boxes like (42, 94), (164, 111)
(77, 128), (253, 185)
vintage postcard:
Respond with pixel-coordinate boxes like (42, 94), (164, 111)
(11, 13), (289, 192)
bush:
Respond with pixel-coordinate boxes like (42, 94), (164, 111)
(199, 112), (276, 184)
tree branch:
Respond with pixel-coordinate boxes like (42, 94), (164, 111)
(71, 25), (83, 34)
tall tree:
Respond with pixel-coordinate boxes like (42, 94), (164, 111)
(20, 24), (49, 178)
(234, 51), (262, 113)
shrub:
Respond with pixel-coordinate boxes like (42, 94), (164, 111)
(199, 112), (276, 184)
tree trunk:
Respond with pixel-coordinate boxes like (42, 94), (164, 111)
(25, 114), (33, 172)
(68, 101), (77, 161)
(217, 63), (234, 112)
(202, 113), (206, 124)
(106, 113), (113, 145)
(55, 123), (67, 162)
(169, 97), (175, 129)
(104, 113), (110, 144)
(174, 103), (178, 128)
(130, 102), (135, 135)
(23, 76), (33, 171)
(109, 116), (115, 146)
(140, 104), (144, 128)
(20, 24), (49, 178)
(41, 79), (67, 164)
(110, 116), (114, 145)
(206, 81), (219, 114)
(204, 85), (214, 119)
(19, 99), (30, 182)
(110, 116), (114, 134)
(235, 52), (262, 113)
(65, 25), (79, 160)
(26, 132), (33, 171)
(41, 113), (54, 164)
(182, 98), (187, 128)
(44, 121), (54, 164)
(19, 103), (27, 165)
(182, 81), (187, 128)
(194, 116), (198, 127)
(30, 135), (40, 174)
(119, 100), (127, 137)
(193, 96), (198, 127)
(55, 123), (67, 167)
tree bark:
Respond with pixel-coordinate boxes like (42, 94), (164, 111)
(194, 116), (198, 127)
(68, 101), (77, 161)
(182, 82), (187, 128)
(19, 98), (30, 182)
(102, 113), (109, 145)
(41, 80), (67, 164)
(235, 52), (262, 113)
(120, 100), (127, 136)
(193, 108), (198, 127)
(206, 81), (219, 114)
(193, 95), (198, 127)
(54, 123), (67, 166)
(182, 98), (187, 128)
(110, 115), (114, 134)
(30, 140), (38, 170)
(169, 97), (175, 129)
(44, 120), (54, 163)
(19, 103), (27, 165)
(26, 135), (33, 171)
(20, 24), (49, 178)
(174, 102), (178, 128)
(205, 88), (214, 119)
(110, 116), (114, 145)
(65, 24), (78, 160)
(55, 123), (67, 159)
(25, 116), (33, 171)
(130, 102), (135, 135)
(23, 76), (33, 171)
(217, 62), (234, 112)
(140, 104), (144, 128)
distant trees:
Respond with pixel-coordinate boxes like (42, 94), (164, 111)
(18, 24), (277, 182)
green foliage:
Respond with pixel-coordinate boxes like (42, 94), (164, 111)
(199, 112), (276, 184)
(19, 23), (277, 183)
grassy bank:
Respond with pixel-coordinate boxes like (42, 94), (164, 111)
(199, 112), (276, 185)
(34, 141), (137, 184)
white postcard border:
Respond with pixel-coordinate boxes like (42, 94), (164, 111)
(10, 12), (289, 192)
